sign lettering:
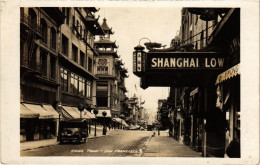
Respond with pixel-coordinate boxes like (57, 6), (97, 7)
(150, 57), (224, 68)
(147, 52), (226, 70)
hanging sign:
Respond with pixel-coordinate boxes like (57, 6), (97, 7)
(147, 52), (226, 71)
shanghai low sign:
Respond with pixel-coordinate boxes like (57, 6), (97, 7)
(147, 52), (226, 71)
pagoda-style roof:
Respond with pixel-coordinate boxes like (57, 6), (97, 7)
(115, 59), (124, 66)
(94, 39), (118, 48)
(85, 15), (105, 35)
(101, 18), (114, 34)
(96, 50), (119, 58)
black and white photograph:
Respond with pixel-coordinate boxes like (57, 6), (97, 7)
(0, 1), (259, 165)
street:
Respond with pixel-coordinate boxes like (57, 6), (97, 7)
(21, 130), (153, 157)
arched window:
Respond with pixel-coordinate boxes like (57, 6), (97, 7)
(28, 8), (37, 29)
(40, 19), (48, 44)
(50, 27), (56, 50)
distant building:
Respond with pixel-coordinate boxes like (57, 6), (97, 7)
(94, 18), (128, 125)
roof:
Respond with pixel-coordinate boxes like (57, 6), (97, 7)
(95, 50), (119, 58)
(95, 39), (118, 48)
(101, 18), (113, 34)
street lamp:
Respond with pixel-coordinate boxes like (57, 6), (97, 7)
(102, 111), (107, 135)
(93, 109), (98, 137)
(120, 114), (125, 130)
(85, 104), (92, 135)
(78, 104), (84, 119)
(56, 102), (62, 142)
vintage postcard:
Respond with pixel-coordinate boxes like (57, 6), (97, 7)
(1, 1), (259, 165)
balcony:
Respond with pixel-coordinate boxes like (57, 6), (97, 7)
(20, 13), (43, 39)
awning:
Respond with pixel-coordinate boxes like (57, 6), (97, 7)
(82, 110), (96, 119)
(23, 103), (54, 119)
(62, 106), (80, 119)
(20, 104), (39, 118)
(112, 118), (129, 127)
(42, 104), (59, 118)
(215, 63), (240, 85)
(95, 110), (112, 118)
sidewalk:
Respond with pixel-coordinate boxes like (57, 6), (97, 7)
(20, 126), (115, 151)
(142, 131), (202, 157)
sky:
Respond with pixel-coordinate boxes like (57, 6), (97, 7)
(96, 7), (182, 116)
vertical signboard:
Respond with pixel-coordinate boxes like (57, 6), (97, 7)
(137, 52), (142, 72)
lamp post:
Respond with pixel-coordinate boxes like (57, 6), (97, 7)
(93, 109), (98, 137)
(120, 114), (125, 130)
(102, 111), (107, 135)
(57, 102), (62, 142)
(78, 104), (84, 119)
(85, 104), (92, 135)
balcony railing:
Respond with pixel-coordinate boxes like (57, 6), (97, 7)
(20, 13), (42, 36)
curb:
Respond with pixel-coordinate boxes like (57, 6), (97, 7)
(21, 134), (111, 152)
(139, 134), (153, 157)
(21, 142), (59, 151)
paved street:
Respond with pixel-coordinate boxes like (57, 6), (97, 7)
(21, 130), (153, 157)
(21, 130), (201, 157)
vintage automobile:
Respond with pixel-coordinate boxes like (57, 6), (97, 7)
(59, 119), (88, 144)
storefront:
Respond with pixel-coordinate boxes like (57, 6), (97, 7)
(20, 103), (59, 142)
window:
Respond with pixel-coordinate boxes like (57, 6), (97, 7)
(80, 51), (84, 67)
(50, 28), (56, 50)
(72, 16), (75, 34)
(29, 46), (37, 70)
(40, 19), (48, 44)
(97, 66), (108, 74)
(86, 81), (92, 98)
(40, 50), (47, 76)
(96, 81), (108, 107)
(72, 44), (78, 63)
(28, 8), (37, 28)
(66, 8), (70, 25)
(50, 56), (56, 79)
(88, 57), (92, 72)
(62, 34), (68, 56)
(78, 77), (85, 96)
(70, 73), (79, 95)
(60, 67), (68, 92)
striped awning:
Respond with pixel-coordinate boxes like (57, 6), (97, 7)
(42, 104), (59, 118)
(215, 63), (240, 85)
(20, 104), (39, 118)
(23, 103), (54, 119)
(82, 110), (96, 119)
(62, 106), (80, 119)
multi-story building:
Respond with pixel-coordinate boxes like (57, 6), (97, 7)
(58, 7), (104, 117)
(127, 94), (139, 125)
(94, 18), (128, 124)
(169, 8), (240, 157)
(20, 7), (64, 141)
(20, 7), (104, 142)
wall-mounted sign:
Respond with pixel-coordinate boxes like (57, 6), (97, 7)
(147, 52), (226, 71)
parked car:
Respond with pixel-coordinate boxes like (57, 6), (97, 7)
(59, 119), (88, 144)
